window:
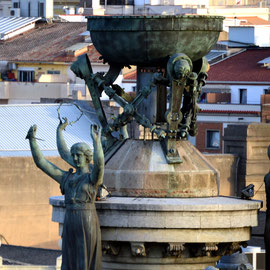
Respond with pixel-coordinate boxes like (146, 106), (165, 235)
(265, 89), (270, 95)
(28, 1), (31, 16)
(206, 130), (220, 149)
(100, 0), (134, 5)
(19, 70), (35, 82)
(13, 2), (20, 8)
(239, 89), (247, 104)
(47, 70), (60, 74)
(199, 92), (207, 103)
(38, 2), (44, 17)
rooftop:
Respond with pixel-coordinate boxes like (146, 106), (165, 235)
(123, 69), (136, 82)
(0, 21), (102, 63)
(226, 16), (270, 26)
(198, 103), (261, 116)
(0, 103), (97, 156)
(218, 40), (256, 48)
(205, 50), (227, 63)
(0, 17), (41, 41)
(207, 48), (270, 82)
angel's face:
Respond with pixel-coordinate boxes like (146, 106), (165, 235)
(71, 150), (87, 169)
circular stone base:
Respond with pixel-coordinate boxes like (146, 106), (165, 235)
(102, 261), (216, 270)
(50, 196), (261, 269)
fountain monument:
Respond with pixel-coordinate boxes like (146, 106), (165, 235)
(50, 15), (261, 269)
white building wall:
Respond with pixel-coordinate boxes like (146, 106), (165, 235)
(199, 103), (261, 112)
(134, 0), (145, 4)
(45, 0), (53, 18)
(254, 26), (270, 47)
(134, 0), (209, 7)
(121, 81), (136, 92)
(16, 0), (39, 17)
(197, 114), (260, 123)
(229, 27), (255, 44)
(16, 0), (28, 16)
(30, 0), (38, 16)
(105, 5), (133, 15)
(0, 1), (12, 16)
(12, 0), (53, 17)
(230, 85), (267, 104)
(202, 7), (270, 21)
(0, 81), (92, 104)
(173, 0), (208, 6)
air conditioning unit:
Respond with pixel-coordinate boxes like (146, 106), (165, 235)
(10, 8), (20, 17)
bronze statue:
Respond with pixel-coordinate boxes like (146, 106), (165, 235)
(26, 119), (104, 270)
(265, 145), (270, 270)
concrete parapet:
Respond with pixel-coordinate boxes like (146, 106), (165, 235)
(0, 156), (67, 248)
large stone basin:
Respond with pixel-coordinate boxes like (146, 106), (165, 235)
(87, 15), (224, 66)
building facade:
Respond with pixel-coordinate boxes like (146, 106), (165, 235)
(196, 48), (270, 153)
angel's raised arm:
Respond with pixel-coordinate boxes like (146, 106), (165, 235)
(56, 118), (76, 168)
(90, 125), (104, 187)
(26, 125), (65, 184)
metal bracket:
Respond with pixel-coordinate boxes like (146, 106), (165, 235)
(203, 243), (218, 257)
(130, 242), (146, 257)
(166, 242), (185, 257)
(102, 241), (120, 256)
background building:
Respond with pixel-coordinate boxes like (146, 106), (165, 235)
(9, 0), (53, 18)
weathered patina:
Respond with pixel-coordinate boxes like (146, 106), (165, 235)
(87, 15), (224, 66)
(50, 14), (262, 270)
(26, 122), (104, 270)
(72, 15), (224, 164)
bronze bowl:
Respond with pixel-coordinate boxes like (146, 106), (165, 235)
(87, 15), (224, 67)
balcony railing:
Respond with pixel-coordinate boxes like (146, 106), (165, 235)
(199, 103), (261, 113)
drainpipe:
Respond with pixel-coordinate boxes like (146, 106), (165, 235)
(235, 156), (240, 196)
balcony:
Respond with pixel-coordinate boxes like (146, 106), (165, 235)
(0, 81), (90, 104)
(199, 103), (261, 114)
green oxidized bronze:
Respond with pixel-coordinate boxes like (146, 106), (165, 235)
(88, 15), (224, 66)
(26, 122), (104, 270)
(71, 15), (224, 164)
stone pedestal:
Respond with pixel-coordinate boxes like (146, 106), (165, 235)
(50, 139), (262, 269)
(104, 140), (219, 198)
(224, 123), (270, 210)
(50, 196), (261, 270)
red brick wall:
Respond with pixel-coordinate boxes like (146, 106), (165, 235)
(261, 94), (270, 105)
(207, 93), (231, 104)
(261, 95), (270, 123)
(196, 122), (223, 153)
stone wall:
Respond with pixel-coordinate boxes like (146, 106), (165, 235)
(204, 154), (238, 197)
(224, 123), (270, 210)
(0, 156), (69, 249)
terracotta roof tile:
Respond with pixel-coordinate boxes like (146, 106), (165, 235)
(200, 109), (260, 115)
(0, 22), (102, 63)
(207, 49), (270, 82)
(123, 70), (137, 81)
(227, 16), (270, 26)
